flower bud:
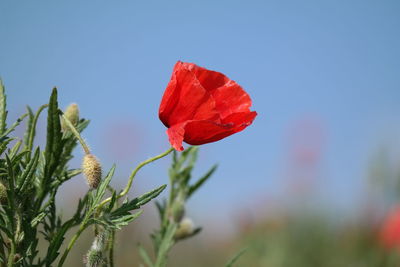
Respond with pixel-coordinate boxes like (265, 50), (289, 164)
(170, 202), (185, 223)
(85, 250), (104, 267)
(82, 154), (102, 189)
(174, 217), (194, 240)
(62, 103), (79, 132)
(84, 231), (108, 266)
(0, 181), (7, 204)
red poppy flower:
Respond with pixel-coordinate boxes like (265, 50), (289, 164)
(159, 61), (257, 151)
(380, 205), (400, 250)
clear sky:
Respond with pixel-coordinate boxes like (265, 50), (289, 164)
(1, 0), (400, 229)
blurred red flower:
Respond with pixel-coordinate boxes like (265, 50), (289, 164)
(380, 205), (400, 249)
(159, 61), (257, 151)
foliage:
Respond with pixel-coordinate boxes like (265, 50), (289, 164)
(139, 147), (217, 267)
(0, 83), (167, 266)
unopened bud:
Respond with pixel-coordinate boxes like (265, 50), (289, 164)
(85, 250), (105, 267)
(170, 202), (185, 223)
(85, 231), (108, 267)
(174, 217), (194, 240)
(82, 154), (102, 189)
(62, 103), (79, 132)
(0, 182), (7, 204)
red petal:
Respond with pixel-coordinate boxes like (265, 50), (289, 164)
(183, 111), (257, 145)
(181, 62), (254, 119)
(159, 62), (219, 127)
(211, 81), (253, 119)
(166, 123), (186, 151)
(160, 62), (257, 150)
(190, 63), (228, 91)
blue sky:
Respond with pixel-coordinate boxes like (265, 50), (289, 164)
(1, 0), (400, 228)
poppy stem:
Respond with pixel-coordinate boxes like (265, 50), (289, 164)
(61, 113), (91, 154)
(97, 147), (175, 209)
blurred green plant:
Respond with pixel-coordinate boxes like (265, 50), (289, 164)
(0, 81), (171, 266)
(139, 147), (216, 267)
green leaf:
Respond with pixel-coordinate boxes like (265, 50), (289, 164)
(224, 248), (247, 267)
(18, 147), (40, 193)
(154, 223), (177, 267)
(111, 184), (166, 217)
(5, 155), (16, 231)
(105, 191), (117, 214)
(31, 211), (47, 228)
(0, 137), (15, 156)
(23, 106), (34, 151)
(138, 244), (154, 267)
(43, 88), (62, 185)
(187, 164), (217, 198)
(109, 210), (143, 229)
(46, 219), (75, 265)
(0, 224), (12, 239)
(8, 139), (22, 159)
(0, 79), (7, 134)
(64, 168), (82, 181)
(25, 104), (48, 153)
(93, 165), (116, 207)
(0, 113), (28, 141)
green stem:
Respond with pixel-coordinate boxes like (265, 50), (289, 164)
(108, 230), (115, 267)
(57, 224), (86, 267)
(61, 114), (90, 154)
(97, 147), (174, 209)
(7, 241), (15, 267)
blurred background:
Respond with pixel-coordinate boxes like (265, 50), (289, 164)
(1, 0), (400, 266)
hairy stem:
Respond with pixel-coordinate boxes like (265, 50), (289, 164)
(61, 114), (90, 154)
(97, 147), (174, 209)
(108, 230), (115, 267)
(7, 241), (15, 267)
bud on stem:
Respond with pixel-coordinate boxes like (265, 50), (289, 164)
(62, 103), (79, 132)
(0, 181), (7, 204)
(84, 231), (108, 267)
(82, 154), (102, 189)
(174, 217), (195, 240)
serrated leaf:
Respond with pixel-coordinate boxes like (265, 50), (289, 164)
(0, 113), (28, 141)
(18, 147), (40, 193)
(93, 165), (116, 207)
(23, 106), (34, 150)
(109, 210), (143, 229)
(8, 139), (22, 159)
(111, 184), (166, 217)
(43, 88), (62, 186)
(25, 104), (48, 153)
(64, 168), (82, 180)
(0, 137), (14, 156)
(10, 151), (30, 167)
